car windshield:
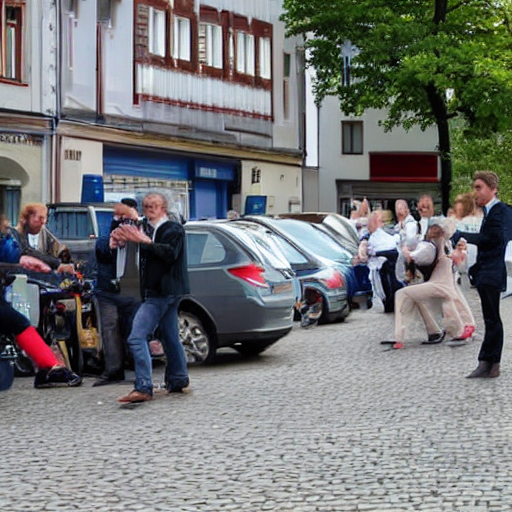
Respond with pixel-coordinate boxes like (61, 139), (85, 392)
(274, 219), (353, 264)
(47, 209), (94, 240)
(224, 223), (294, 270)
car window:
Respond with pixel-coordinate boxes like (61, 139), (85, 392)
(187, 232), (226, 266)
(277, 220), (353, 264)
(47, 210), (94, 240)
(224, 224), (292, 269)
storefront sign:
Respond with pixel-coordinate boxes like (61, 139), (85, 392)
(0, 133), (43, 146)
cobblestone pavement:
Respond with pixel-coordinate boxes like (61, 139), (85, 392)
(2, 289), (512, 512)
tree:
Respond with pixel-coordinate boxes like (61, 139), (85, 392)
(281, 0), (512, 213)
(451, 123), (512, 204)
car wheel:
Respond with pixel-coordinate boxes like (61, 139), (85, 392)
(179, 312), (216, 365)
(235, 341), (276, 357)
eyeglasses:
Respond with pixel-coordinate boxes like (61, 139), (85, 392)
(143, 202), (164, 210)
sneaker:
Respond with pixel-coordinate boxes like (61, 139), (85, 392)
(422, 331), (446, 345)
(34, 366), (83, 389)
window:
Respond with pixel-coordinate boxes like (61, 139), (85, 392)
(236, 31), (254, 76)
(283, 52), (291, 119)
(187, 232), (226, 266)
(259, 37), (271, 79)
(172, 16), (191, 61)
(0, 4), (23, 81)
(148, 7), (166, 57)
(198, 22), (222, 69)
(342, 121), (363, 154)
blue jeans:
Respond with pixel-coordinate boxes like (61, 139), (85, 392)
(127, 296), (188, 395)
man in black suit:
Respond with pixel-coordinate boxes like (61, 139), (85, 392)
(457, 171), (509, 378)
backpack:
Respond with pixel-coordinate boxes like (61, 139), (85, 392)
(415, 241), (438, 282)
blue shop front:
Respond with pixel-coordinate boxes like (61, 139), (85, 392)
(102, 145), (238, 220)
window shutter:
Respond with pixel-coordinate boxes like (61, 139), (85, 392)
(198, 23), (207, 64)
(135, 4), (149, 60)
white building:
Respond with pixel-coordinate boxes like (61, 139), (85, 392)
(58, 0), (305, 218)
(303, 44), (440, 216)
(0, 0), (57, 222)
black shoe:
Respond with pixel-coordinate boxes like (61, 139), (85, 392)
(422, 331), (446, 345)
(92, 371), (125, 387)
(34, 367), (83, 389)
(166, 379), (190, 393)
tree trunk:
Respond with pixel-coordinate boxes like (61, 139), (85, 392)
(426, 83), (451, 214)
(437, 117), (451, 215)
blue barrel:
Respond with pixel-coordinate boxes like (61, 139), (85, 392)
(81, 174), (104, 203)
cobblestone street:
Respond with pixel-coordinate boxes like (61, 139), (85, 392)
(2, 290), (512, 512)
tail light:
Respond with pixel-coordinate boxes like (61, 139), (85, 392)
(228, 263), (269, 288)
(320, 269), (344, 289)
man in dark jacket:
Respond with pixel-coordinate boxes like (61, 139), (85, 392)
(113, 193), (190, 403)
(457, 171), (510, 378)
(92, 200), (141, 386)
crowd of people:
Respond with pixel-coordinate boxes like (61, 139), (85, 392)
(0, 193), (190, 403)
(1, 170), (510, 399)
(351, 171), (511, 379)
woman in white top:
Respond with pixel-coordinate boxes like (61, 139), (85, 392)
(393, 199), (420, 282)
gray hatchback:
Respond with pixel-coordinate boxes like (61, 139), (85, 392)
(180, 222), (298, 364)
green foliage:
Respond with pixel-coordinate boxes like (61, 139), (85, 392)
(281, 0), (512, 132)
(451, 123), (512, 204)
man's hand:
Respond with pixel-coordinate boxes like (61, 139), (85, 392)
(19, 255), (51, 273)
(402, 246), (412, 263)
(57, 263), (74, 275)
(114, 224), (152, 244)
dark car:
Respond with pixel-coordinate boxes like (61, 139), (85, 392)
(180, 221), (298, 364)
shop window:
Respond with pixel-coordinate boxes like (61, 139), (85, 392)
(283, 52), (291, 119)
(198, 22), (222, 69)
(0, 3), (24, 82)
(342, 121), (363, 154)
(259, 37), (271, 79)
(148, 7), (166, 57)
(172, 15), (191, 61)
(236, 31), (254, 76)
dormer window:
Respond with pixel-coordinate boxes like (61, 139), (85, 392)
(198, 22), (222, 69)
(148, 7), (166, 57)
(1, 4), (24, 82)
(236, 31), (254, 76)
(259, 37), (271, 79)
(172, 16), (191, 61)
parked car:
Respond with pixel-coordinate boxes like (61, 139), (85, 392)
(273, 214), (373, 309)
(229, 219), (350, 324)
(46, 203), (115, 265)
(277, 212), (360, 254)
(180, 221), (298, 364)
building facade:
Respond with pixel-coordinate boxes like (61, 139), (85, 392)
(57, 0), (304, 219)
(0, 0), (57, 222)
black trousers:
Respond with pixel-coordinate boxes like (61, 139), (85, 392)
(377, 250), (403, 313)
(0, 297), (30, 336)
(94, 290), (140, 377)
(477, 284), (503, 364)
